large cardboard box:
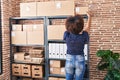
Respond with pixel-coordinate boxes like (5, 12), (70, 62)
(37, 1), (74, 16)
(12, 24), (22, 31)
(27, 31), (44, 45)
(50, 60), (65, 68)
(14, 52), (25, 62)
(20, 2), (37, 17)
(12, 64), (22, 76)
(21, 64), (31, 77)
(75, 7), (88, 15)
(48, 25), (66, 40)
(11, 31), (27, 45)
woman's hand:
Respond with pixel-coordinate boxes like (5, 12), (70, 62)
(86, 11), (93, 18)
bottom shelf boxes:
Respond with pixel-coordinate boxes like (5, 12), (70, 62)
(12, 64), (44, 78)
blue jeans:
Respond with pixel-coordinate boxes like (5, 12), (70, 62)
(65, 54), (85, 80)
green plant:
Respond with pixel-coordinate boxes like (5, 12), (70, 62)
(96, 50), (120, 80)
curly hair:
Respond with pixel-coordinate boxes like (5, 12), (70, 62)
(65, 14), (84, 34)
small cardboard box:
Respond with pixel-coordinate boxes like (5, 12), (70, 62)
(27, 31), (44, 45)
(21, 64), (31, 77)
(48, 25), (66, 40)
(14, 52), (25, 62)
(11, 31), (27, 45)
(75, 7), (88, 15)
(31, 58), (44, 64)
(12, 24), (22, 31)
(29, 47), (44, 58)
(50, 60), (65, 68)
(50, 67), (61, 74)
(37, 1), (74, 16)
(49, 77), (59, 80)
(20, 2), (37, 17)
(32, 65), (43, 78)
(12, 64), (22, 76)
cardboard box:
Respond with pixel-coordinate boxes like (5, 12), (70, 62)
(27, 31), (44, 45)
(11, 31), (27, 45)
(20, 2), (37, 17)
(31, 58), (44, 64)
(75, 7), (88, 15)
(23, 24), (33, 31)
(48, 25), (66, 40)
(21, 64), (31, 77)
(12, 64), (22, 76)
(37, 1), (74, 16)
(14, 52), (25, 62)
(32, 65), (43, 78)
(29, 47), (44, 58)
(49, 77), (59, 80)
(12, 24), (22, 31)
(50, 60), (65, 68)
(50, 67), (61, 74)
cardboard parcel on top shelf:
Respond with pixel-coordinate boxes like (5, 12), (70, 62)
(20, 1), (74, 17)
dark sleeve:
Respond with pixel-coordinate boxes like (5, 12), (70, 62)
(84, 31), (89, 44)
(63, 31), (69, 40)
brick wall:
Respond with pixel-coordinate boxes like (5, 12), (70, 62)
(0, 0), (120, 80)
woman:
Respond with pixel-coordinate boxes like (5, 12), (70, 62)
(64, 12), (92, 80)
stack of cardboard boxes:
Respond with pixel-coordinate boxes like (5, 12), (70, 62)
(14, 47), (44, 64)
(12, 24), (44, 45)
(50, 60), (65, 75)
(12, 64), (44, 78)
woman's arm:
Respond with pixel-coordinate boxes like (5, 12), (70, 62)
(83, 11), (92, 33)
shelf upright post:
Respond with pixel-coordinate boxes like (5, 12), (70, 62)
(44, 16), (50, 80)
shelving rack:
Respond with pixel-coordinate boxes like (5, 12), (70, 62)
(46, 15), (89, 80)
(9, 16), (47, 80)
(9, 15), (89, 80)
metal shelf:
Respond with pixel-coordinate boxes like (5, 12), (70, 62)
(12, 44), (45, 47)
(10, 16), (45, 20)
(12, 62), (45, 65)
(48, 40), (66, 43)
(47, 15), (88, 19)
(48, 58), (66, 61)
